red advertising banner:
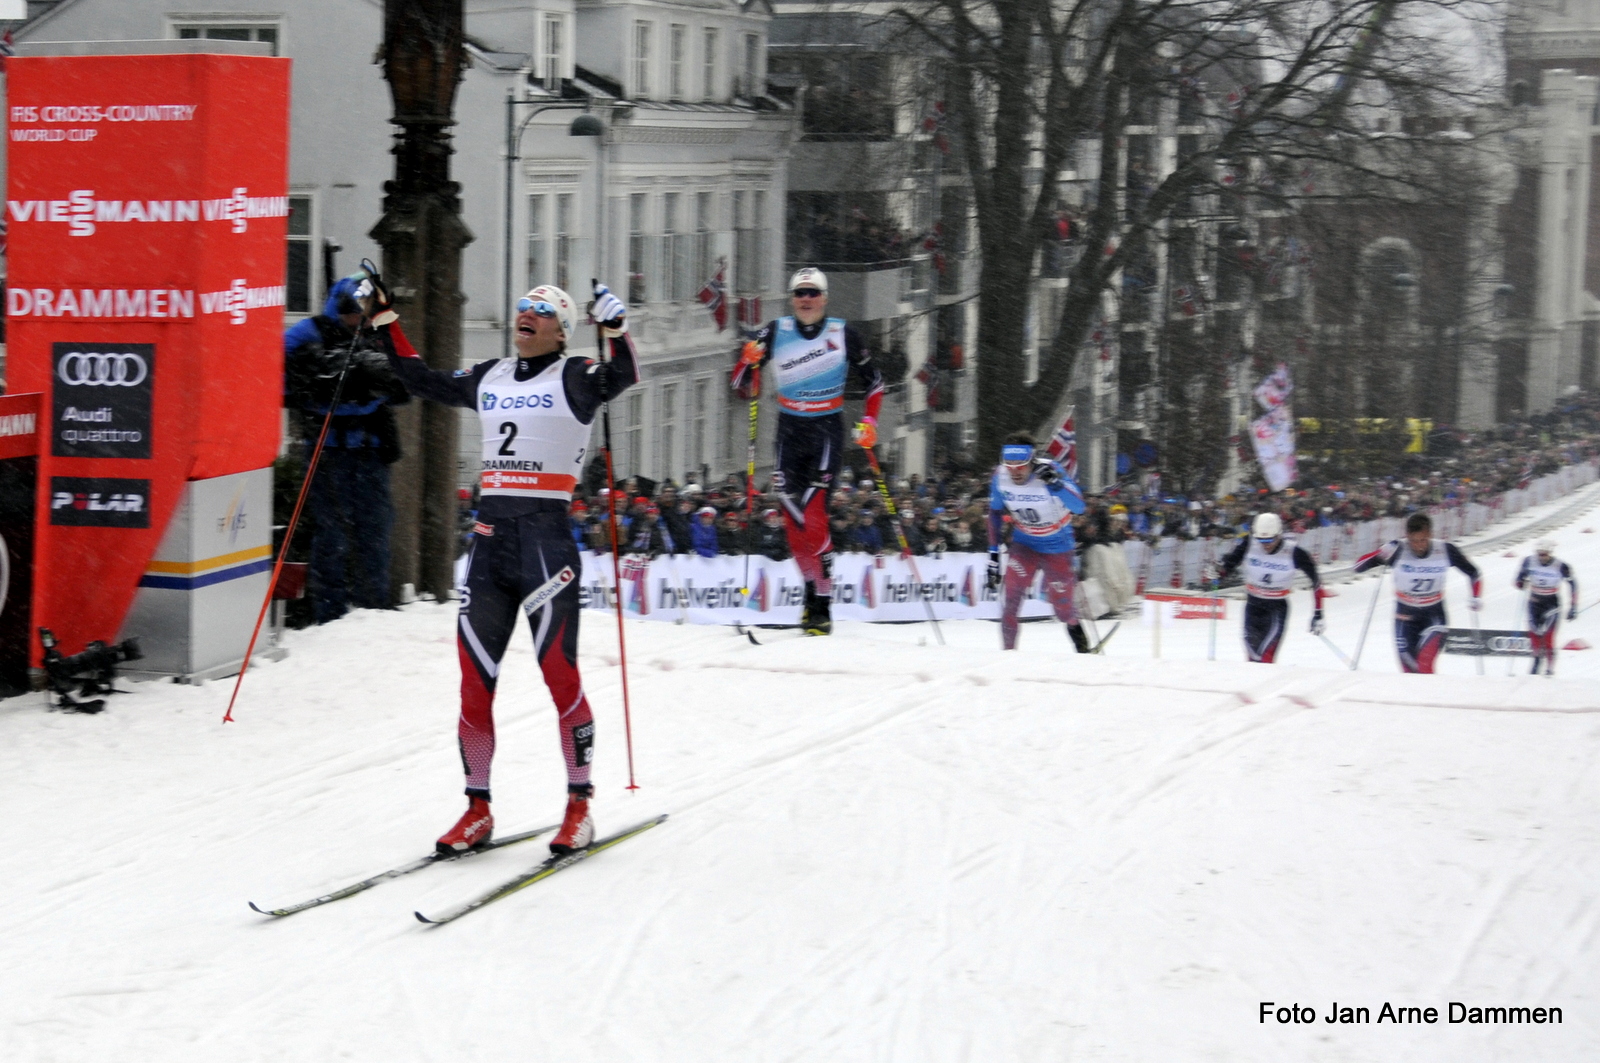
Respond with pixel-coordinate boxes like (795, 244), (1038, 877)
(1144, 593), (1226, 620)
(5, 53), (290, 663)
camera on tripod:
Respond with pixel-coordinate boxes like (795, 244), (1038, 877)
(39, 627), (142, 713)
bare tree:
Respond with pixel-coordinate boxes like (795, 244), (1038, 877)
(889, 0), (1500, 468)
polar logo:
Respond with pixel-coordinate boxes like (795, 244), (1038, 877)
(48, 477), (151, 528)
(57, 350), (148, 387)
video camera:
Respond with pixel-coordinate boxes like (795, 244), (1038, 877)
(39, 627), (142, 713)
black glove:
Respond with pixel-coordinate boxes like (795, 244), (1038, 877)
(1036, 462), (1062, 487)
(985, 551), (1002, 592)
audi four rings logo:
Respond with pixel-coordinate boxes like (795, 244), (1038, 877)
(57, 350), (149, 387)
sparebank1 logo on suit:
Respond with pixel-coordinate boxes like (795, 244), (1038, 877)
(51, 342), (154, 460)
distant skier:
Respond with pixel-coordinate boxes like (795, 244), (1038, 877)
(986, 433), (1090, 651)
(1353, 512), (1481, 674)
(730, 268), (884, 635)
(385, 279), (637, 857)
(1214, 512), (1324, 663)
(1514, 539), (1578, 676)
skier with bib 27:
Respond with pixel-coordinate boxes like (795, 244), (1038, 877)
(385, 281), (638, 855)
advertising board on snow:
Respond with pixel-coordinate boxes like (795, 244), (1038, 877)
(4, 50), (290, 664)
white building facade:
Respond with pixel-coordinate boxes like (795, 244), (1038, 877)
(7, 0), (795, 487)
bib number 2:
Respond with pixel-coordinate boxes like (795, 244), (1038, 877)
(498, 422), (518, 456)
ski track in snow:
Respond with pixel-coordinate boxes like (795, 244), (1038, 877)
(5, 491), (1600, 1060)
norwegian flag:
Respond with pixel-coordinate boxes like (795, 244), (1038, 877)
(0, 32), (12, 75)
(1175, 284), (1198, 317)
(696, 265), (727, 331)
(737, 295), (762, 329)
(1045, 412), (1078, 480)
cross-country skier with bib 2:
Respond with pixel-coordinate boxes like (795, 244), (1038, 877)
(730, 268), (883, 635)
(1353, 511), (1481, 674)
(385, 280), (638, 856)
(1214, 512), (1324, 663)
(986, 433), (1089, 651)
(1514, 539), (1578, 676)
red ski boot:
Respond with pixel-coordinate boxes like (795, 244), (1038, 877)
(436, 796), (494, 855)
(549, 786), (595, 854)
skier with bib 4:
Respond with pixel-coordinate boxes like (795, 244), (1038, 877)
(1214, 512), (1324, 663)
(730, 268), (883, 635)
(1514, 539), (1578, 676)
(385, 280), (638, 856)
(986, 433), (1089, 651)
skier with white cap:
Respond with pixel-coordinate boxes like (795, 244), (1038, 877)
(1514, 539), (1578, 676)
(1214, 511), (1325, 663)
(730, 267), (883, 635)
(383, 280), (638, 856)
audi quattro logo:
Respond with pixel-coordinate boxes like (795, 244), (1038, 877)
(56, 350), (148, 387)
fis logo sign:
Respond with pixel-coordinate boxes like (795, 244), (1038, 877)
(49, 477), (150, 528)
(960, 567), (975, 606)
(860, 566), (877, 609)
(745, 569), (768, 612)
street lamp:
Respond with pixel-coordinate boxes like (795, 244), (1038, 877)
(503, 89), (603, 359)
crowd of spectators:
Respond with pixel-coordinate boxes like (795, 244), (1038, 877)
(453, 390), (1600, 562)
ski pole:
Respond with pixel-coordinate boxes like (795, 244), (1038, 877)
(863, 447), (945, 645)
(1317, 633), (1353, 668)
(741, 394), (758, 596)
(1470, 592), (1484, 677)
(1350, 571), (1386, 671)
(223, 329), (363, 723)
(594, 280), (638, 791)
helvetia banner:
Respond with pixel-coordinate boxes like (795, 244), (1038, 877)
(4, 52), (290, 663)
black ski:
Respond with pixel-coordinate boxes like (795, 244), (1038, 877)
(1091, 621), (1121, 654)
(249, 823), (558, 917)
(734, 622), (761, 645)
(415, 814), (669, 926)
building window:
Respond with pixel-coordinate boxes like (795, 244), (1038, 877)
(555, 192), (574, 292)
(669, 25), (687, 101)
(286, 195), (312, 314)
(691, 377), (709, 476)
(543, 15), (565, 89)
(623, 391), (645, 476)
(633, 21), (653, 99)
(743, 33), (760, 97)
(702, 27), (719, 102)
(659, 381), (679, 481)
(695, 191), (713, 289)
(629, 193), (649, 305)
(734, 190), (765, 295)
(528, 192), (574, 290)
(664, 192), (693, 302)
(527, 194), (546, 291)
(176, 23), (279, 55)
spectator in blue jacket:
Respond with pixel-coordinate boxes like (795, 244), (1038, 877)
(690, 506), (721, 558)
(283, 274), (409, 623)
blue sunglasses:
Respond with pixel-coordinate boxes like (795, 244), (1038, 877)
(516, 298), (558, 316)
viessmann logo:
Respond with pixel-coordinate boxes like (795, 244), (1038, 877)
(7, 187), (289, 236)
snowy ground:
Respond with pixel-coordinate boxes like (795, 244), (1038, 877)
(6, 497), (1600, 1061)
